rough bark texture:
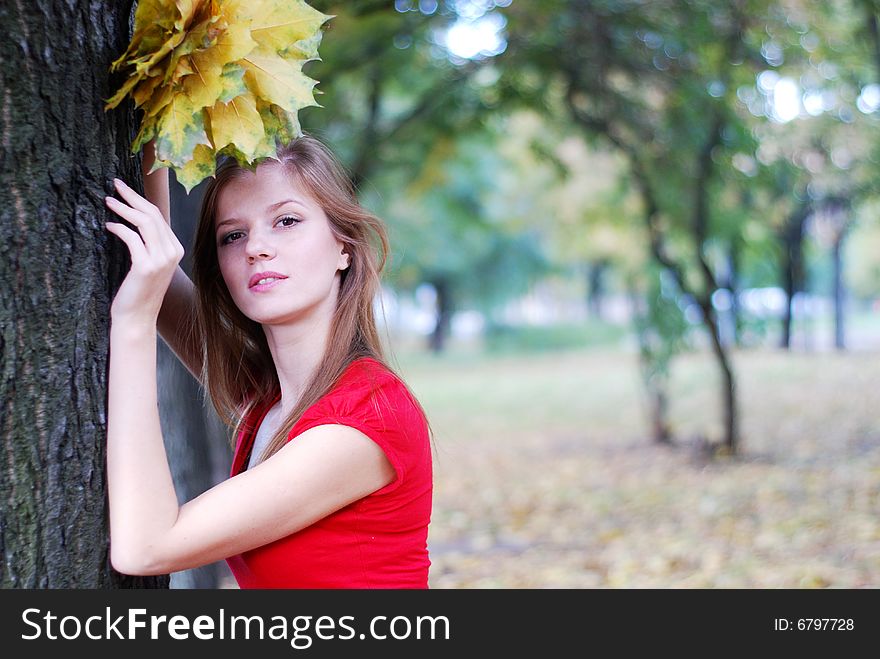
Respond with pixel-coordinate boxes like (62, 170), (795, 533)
(1, 0), (166, 587)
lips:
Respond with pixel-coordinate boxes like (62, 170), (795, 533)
(248, 271), (288, 289)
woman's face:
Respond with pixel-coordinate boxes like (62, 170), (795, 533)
(214, 162), (350, 328)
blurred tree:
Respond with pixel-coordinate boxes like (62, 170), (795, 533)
(305, 1), (550, 351)
(305, 1), (489, 186)
(376, 128), (551, 351)
(496, 0), (775, 453)
(757, 0), (880, 350)
(304, 2), (507, 349)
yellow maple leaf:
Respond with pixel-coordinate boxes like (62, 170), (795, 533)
(110, 0), (178, 72)
(182, 23), (257, 109)
(173, 143), (217, 192)
(207, 93), (265, 157)
(247, 0), (328, 55)
(241, 51), (318, 114)
(106, 0), (330, 190)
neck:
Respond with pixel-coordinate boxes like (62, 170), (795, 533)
(263, 308), (335, 418)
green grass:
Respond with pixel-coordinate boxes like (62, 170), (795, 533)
(482, 320), (629, 354)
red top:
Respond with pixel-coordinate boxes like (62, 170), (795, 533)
(225, 357), (432, 589)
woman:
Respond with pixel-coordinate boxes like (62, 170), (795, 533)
(103, 135), (432, 588)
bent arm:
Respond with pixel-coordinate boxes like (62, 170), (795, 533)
(141, 142), (203, 380)
(108, 328), (395, 576)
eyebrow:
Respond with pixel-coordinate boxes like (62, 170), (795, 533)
(216, 199), (307, 230)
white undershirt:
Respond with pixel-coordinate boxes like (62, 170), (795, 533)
(248, 401), (282, 470)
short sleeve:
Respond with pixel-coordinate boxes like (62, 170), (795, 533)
(290, 360), (425, 496)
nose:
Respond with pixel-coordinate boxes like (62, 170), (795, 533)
(244, 230), (275, 263)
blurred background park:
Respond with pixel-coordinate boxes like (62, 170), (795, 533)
(165, 0), (880, 588)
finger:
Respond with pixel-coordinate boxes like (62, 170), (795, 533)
(113, 178), (164, 220)
(108, 183), (179, 253)
(106, 222), (148, 264)
(105, 196), (169, 256)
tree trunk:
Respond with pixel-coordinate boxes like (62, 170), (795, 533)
(832, 228), (847, 351)
(696, 297), (738, 455)
(780, 202), (809, 350)
(0, 0), (167, 587)
(586, 259), (609, 320)
(428, 278), (453, 354)
(724, 243), (741, 347)
(689, 111), (738, 455)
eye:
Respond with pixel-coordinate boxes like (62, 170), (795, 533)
(220, 230), (245, 246)
(277, 216), (302, 228)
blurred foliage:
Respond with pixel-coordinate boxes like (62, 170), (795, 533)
(294, 0), (879, 357)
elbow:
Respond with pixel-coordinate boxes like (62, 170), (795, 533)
(110, 544), (168, 577)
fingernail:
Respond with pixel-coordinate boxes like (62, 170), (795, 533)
(113, 178), (126, 187)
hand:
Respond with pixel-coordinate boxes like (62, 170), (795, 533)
(105, 178), (184, 325)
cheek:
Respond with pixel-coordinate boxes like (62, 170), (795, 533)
(217, 253), (239, 294)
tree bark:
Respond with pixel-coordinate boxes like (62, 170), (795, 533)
(0, 0), (168, 587)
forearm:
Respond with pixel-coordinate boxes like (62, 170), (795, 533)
(107, 321), (180, 573)
(140, 142), (202, 377)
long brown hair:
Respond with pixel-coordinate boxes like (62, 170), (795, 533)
(192, 134), (396, 463)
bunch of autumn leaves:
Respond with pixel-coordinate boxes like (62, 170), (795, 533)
(106, 0), (330, 191)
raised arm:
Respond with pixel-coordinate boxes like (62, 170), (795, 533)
(115, 142), (203, 381)
(102, 202), (393, 572)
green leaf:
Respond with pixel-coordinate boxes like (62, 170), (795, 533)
(280, 30), (324, 61)
(173, 143), (217, 192)
(154, 94), (211, 167)
(132, 113), (160, 153)
(258, 100), (301, 146)
(216, 63), (249, 102)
